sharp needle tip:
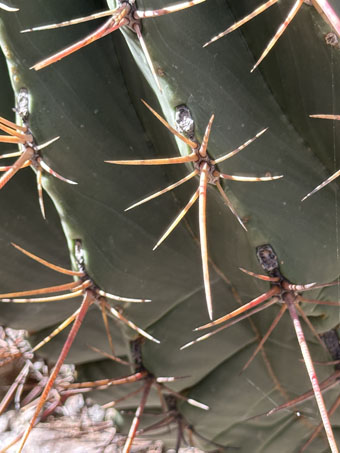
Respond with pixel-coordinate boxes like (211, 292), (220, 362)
(180, 342), (192, 350)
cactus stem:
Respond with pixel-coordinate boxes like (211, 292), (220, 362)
(5, 242), (155, 340)
(194, 245), (340, 453)
(0, 99), (76, 218)
(110, 101), (280, 317)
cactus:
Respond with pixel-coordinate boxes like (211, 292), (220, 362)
(0, 0), (339, 452)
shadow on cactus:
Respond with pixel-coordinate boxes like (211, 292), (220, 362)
(107, 100), (282, 320)
(1, 334), (210, 453)
(0, 240), (160, 452)
(60, 338), (210, 453)
(257, 329), (340, 452)
(136, 394), (235, 451)
(204, 0), (340, 72)
(182, 244), (339, 453)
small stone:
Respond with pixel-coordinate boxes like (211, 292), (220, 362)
(0, 413), (10, 433)
(63, 394), (85, 417)
(87, 404), (105, 423)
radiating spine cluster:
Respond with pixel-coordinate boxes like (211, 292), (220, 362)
(0, 1), (339, 452)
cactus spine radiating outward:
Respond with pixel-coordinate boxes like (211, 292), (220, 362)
(0, 1), (339, 452)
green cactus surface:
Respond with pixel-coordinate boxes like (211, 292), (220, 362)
(0, 1), (339, 452)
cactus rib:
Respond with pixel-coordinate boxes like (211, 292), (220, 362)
(107, 100), (281, 320)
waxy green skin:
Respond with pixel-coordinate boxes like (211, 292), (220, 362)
(0, 0), (339, 451)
